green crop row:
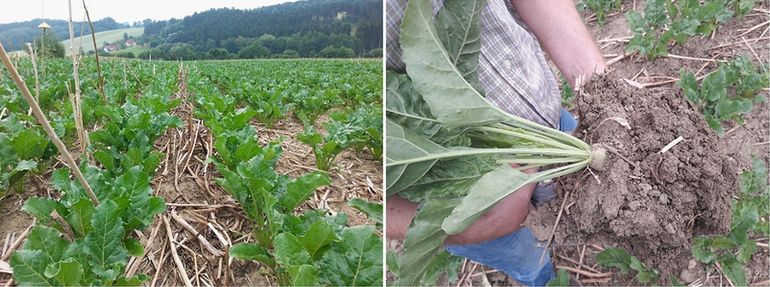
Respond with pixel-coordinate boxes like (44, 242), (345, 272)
(627, 0), (757, 59)
(187, 63), (383, 286)
(6, 58), (182, 285)
(196, 59), (383, 170)
(680, 56), (769, 135)
(578, 0), (622, 25)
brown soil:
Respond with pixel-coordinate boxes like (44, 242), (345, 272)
(0, 195), (33, 249)
(526, 75), (740, 285)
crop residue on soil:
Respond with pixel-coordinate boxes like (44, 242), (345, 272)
(526, 75), (739, 284)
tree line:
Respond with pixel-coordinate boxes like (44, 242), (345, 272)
(135, 0), (382, 60)
(0, 18), (126, 52)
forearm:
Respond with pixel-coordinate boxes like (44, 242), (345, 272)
(445, 180), (536, 244)
(386, 180), (536, 245)
(386, 195), (418, 240)
(512, 0), (606, 87)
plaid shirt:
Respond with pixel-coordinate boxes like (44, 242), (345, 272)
(387, 0), (561, 128)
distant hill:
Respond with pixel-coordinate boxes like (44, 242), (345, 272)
(0, 18), (128, 51)
(61, 27), (143, 54)
(0, 0), (383, 60)
(141, 0), (382, 59)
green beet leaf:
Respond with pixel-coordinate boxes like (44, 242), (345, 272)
(10, 129), (48, 160)
(44, 258), (83, 286)
(441, 165), (534, 234)
(274, 233), (312, 267)
(399, 0), (507, 129)
(347, 198), (383, 225)
(385, 119), (446, 195)
(288, 264), (319, 286)
(299, 220), (337, 260)
(84, 200), (128, 281)
(124, 238), (144, 257)
(396, 198), (460, 286)
(11, 250), (58, 286)
(318, 225), (383, 287)
(21, 197), (61, 222)
(229, 243), (276, 267)
(278, 172), (331, 212)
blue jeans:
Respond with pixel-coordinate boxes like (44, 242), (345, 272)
(558, 108), (578, 133)
(445, 108), (577, 286)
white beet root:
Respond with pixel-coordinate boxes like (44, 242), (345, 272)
(589, 145), (607, 171)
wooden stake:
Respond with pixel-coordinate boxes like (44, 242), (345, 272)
(67, 0), (88, 153)
(81, 0), (107, 102)
(25, 43), (40, 102)
(0, 42), (99, 206)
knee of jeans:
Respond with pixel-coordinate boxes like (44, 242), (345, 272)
(444, 228), (555, 285)
(559, 108), (578, 133)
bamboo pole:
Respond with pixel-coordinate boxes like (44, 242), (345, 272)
(25, 43), (40, 102)
(67, 0), (88, 153)
(0, 42), (100, 206)
(82, 0), (107, 102)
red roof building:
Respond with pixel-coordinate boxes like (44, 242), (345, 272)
(103, 44), (118, 53)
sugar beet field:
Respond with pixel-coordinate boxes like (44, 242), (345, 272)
(0, 56), (383, 286)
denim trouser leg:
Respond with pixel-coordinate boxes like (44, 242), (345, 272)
(445, 228), (554, 286)
(558, 108), (578, 133)
(444, 109), (578, 286)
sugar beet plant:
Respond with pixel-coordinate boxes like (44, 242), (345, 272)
(299, 103), (383, 170)
(690, 157), (769, 286)
(386, 0), (602, 284)
(627, 0), (757, 59)
(7, 60), (181, 285)
(0, 59), (83, 198)
(0, 113), (55, 196)
(577, 0), (621, 25)
(188, 66), (383, 286)
(679, 56), (769, 135)
(595, 248), (659, 285)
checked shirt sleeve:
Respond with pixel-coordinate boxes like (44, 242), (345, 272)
(386, 0), (561, 129)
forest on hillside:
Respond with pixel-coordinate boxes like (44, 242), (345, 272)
(0, 0), (382, 60)
(137, 0), (382, 60)
(0, 18), (127, 51)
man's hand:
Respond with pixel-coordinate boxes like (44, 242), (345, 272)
(386, 166), (538, 245)
(511, 0), (607, 88)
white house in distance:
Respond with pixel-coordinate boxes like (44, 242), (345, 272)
(104, 44), (118, 53)
(125, 39), (136, 47)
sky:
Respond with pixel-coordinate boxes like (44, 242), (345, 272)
(2, 0), (298, 24)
